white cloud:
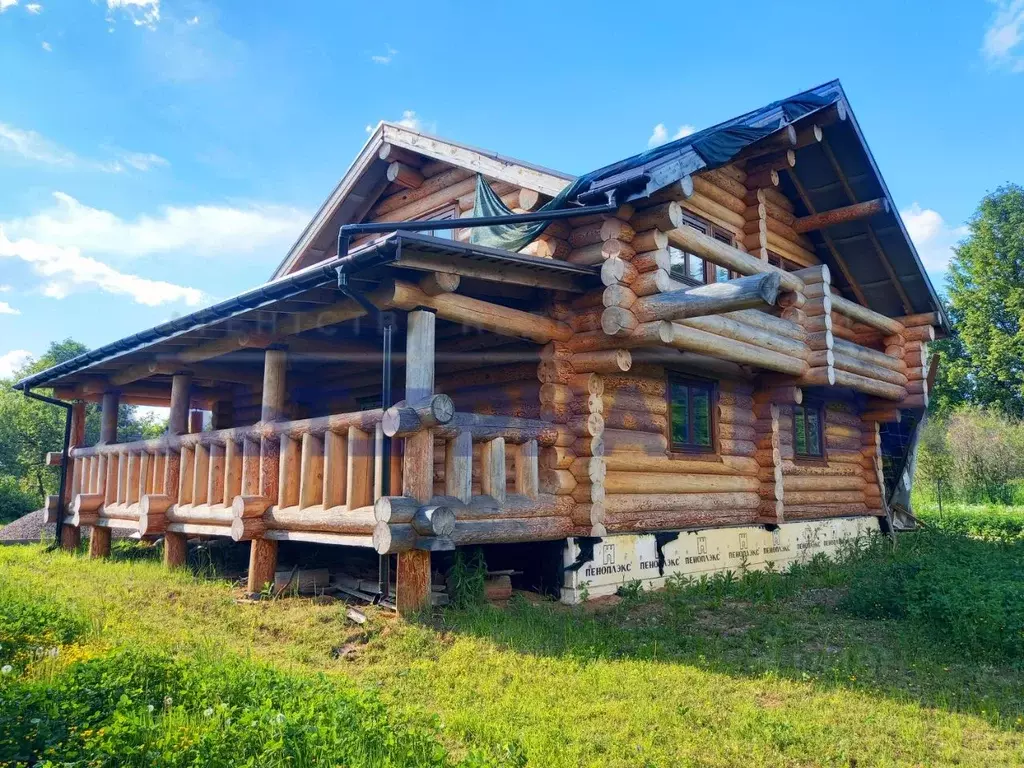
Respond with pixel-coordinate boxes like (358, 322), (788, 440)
(0, 227), (205, 306)
(41, 41), (51, 51)
(0, 350), (33, 379)
(983, 0), (1024, 71)
(186, 15), (198, 25)
(647, 123), (696, 148)
(25, 2), (40, 12)
(900, 203), (970, 273)
(0, 284), (10, 292)
(0, 301), (19, 315)
(109, 148), (169, 171)
(0, 0), (18, 12)
(0, 121), (166, 173)
(3, 192), (309, 258)
(107, 0), (160, 29)
(371, 45), (397, 64)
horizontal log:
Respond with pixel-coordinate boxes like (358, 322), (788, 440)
(661, 322), (809, 376)
(782, 503), (870, 520)
(792, 198), (889, 234)
(604, 491), (760, 515)
(631, 272), (781, 322)
(830, 294), (905, 336)
(832, 352), (908, 387)
(382, 394), (456, 437)
(666, 226), (803, 292)
(833, 369), (906, 400)
(605, 472), (759, 494)
(433, 413), (559, 446)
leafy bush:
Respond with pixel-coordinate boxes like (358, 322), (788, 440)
(840, 531), (1024, 659)
(916, 503), (1024, 541)
(0, 476), (39, 526)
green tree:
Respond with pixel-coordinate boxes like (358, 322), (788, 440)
(0, 338), (167, 520)
(937, 184), (1024, 416)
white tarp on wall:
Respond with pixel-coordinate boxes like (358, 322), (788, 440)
(561, 516), (881, 603)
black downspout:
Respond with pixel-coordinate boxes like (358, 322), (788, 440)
(20, 388), (73, 552)
(377, 322), (393, 600)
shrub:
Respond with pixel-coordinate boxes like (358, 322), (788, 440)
(840, 531), (1024, 659)
(0, 475), (39, 526)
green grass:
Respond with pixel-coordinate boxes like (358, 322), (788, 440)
(1, 533), (1024, 766)
(915, 500), (1024, 541)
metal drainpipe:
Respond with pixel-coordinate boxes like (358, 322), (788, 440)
(19, 387), (73, 552)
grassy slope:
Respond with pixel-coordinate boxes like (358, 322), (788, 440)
(1, 541), (1023, 767)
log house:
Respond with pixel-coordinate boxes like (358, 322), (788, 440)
(16, 80), (945, 611)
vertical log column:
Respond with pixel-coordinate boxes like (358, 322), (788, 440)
(397, 310), (436, 615)
(60, 401), (86, 551)
(163, 373), (192, 569)
(88, 390), (121, 558)
(247, 349), (286, 594)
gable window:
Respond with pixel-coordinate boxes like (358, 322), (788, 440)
(668, 374), (716, 453)
(669, 213), (736, 286)
(418, 205), (458, 240)
(793, 403), (825, 459)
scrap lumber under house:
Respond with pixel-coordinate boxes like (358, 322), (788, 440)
(14, 80), (943, 612)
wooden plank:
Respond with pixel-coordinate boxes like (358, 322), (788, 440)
(346, 427), (373, 509)
(481, 437), (507, 503)
(192, 443), (210, 506)
(323, 430), (348, 509)
(224, 440), (242, 505)
(299, 433), (324, 509)
(208, 443), (226, 508)
(516, 439), (539, 499)
(445, 431), (472, 504)
(277, 435), (300, 508)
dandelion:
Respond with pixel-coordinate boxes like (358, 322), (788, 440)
(148, 704), (155, 713)
(275, 712), (285, 724)
(1, 665), (12, 674)
(164, 696), (173, 708)
(204, 708), (214, 717)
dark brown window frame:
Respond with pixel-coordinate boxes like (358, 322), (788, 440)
(668, 211), (738, 286)
(792, 401), (827, 461)
(767, 250), (802, 272)
(666, 372), (718, 454)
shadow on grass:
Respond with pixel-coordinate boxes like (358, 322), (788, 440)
(431, 531), (1024, 730)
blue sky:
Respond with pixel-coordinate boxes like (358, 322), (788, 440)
(1, 0), (1023, 379)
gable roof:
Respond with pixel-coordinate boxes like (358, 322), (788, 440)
(270, 122), (574, 279)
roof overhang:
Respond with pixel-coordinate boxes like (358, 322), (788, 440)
(15, 234), (597, 393)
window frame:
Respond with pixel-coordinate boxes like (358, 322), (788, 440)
(668, 212), (738, 286)
(666, 372), (718, 455)
(792, 401), (827, 461)
(417, 204), (460, 240)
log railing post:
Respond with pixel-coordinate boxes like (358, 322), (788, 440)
(445, 431), (472, 504)
(99, 390), (120, 445)
(87, 396), (114, 559)
(247, 348), (286, 594)
(397, 309), (436, 615)
(164, 373), (192, 567)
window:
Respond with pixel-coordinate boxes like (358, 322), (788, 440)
(793, 403), (825, 459)
(419, 205), (458, 240)
(669, 213), (737, 286)
(767, 251), (801, 272)
(668, 374), (716, 452)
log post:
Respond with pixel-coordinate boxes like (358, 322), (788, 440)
(247, 348), (287, 594)
(99, 390), (120, 445)
(397, 309), (436, 615)
(168, 373), (193, 437)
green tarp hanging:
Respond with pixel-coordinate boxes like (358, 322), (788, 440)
(468, 174), (578, 252)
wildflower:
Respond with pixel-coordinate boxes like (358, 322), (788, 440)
(164, 696), (173, 708)
(47, 648), (58, 658)
(204, 708), (214, 717)
(275, 712), (285, 724)
(148, 704), (155, 713)
(1, 665), (12, 674)
(30, 718), (40, 725)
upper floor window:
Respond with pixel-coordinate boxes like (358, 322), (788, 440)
(793, 402), (825, 459)
(419, 205), (458, 240)
(668, 374), (716, 453)
(767, 251), (801, 272)
(669, 213), (737, 286)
